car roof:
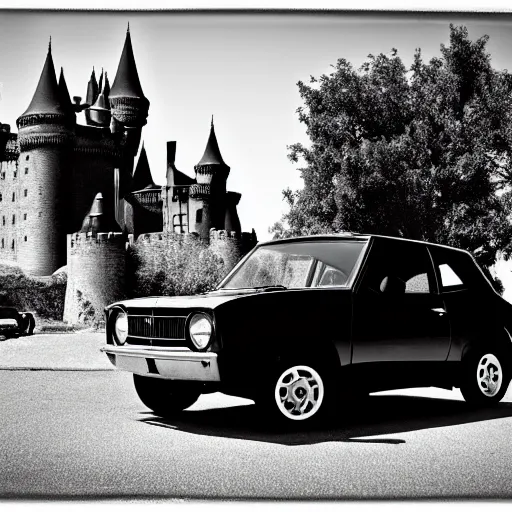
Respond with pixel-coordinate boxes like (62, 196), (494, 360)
(259, 233), (471, 255)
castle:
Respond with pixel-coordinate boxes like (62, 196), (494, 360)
(0, 28), (256, 323)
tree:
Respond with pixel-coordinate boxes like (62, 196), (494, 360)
(276, 25), (512, 270)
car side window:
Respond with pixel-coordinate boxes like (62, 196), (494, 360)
(438, 263), (464, 289)
(359, 240), (436, 296)
(429, 247), (491, 293)
(311, 263), (348, 288)
(405, 272), (430, 293)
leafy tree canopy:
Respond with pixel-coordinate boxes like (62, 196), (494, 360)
(273, 25), (512, 269)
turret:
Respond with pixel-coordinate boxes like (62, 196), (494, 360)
(124, 144), (163, 237)
(109, 25), (149, 138)
(80, 192), (121, 234)
(190, 118), (230, 239)
(87, 71), (111, 127)
(15, 39), (74, 275)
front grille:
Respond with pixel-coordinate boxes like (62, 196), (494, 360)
(128, 315), (187, 342)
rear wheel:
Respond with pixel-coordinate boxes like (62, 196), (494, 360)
(133, 374), (201, 417)
(460, 349), (509, 405)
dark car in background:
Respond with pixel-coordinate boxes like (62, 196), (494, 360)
(102, 234), (512, 424)
(0, 307), (35, 338)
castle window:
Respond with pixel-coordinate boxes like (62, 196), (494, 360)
(12, 215), (15, 225)
(13, 170), (17, 179)
(2, 216), (5, 226)
(24, 236), (27, 242)
(23, 213), (27, 221)
(196, 209), (203, 223)
(11, 240), (14, 250)
(1, 172), (5, 180)
(24, 189), (27, 197)
(0, 193), (2, 201)
(12, 192), (15, 202)
(173, 214), (187, 234)
(1, 239), (3, 249)
(25, 155), (29, 161)
(25, 168), (28, 175)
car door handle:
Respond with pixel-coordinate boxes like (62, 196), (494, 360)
(431, 307), (446, 316)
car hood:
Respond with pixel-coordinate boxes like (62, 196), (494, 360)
(109, 288), (273, 311)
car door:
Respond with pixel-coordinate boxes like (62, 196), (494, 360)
(428, 246), (498, 362)
(351, 238), (451, 364)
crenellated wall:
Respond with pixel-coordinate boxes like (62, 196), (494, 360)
(63, 231), (127, 325)
(208, 228), (257, 273)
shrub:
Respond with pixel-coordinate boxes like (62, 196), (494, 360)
(132, 235), (227, 297)
(0, 264), (66, 320)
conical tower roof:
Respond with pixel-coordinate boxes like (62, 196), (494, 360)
(132, 144), (157, 191)
(110, 27), (145, 100)
(98, 68), (104, 97)
(196, 118), (228, 167)
(85, 67), (98, 106)
(20, 39), (67, 118)
(58, 67), (73, 110)
(80, 193), (122, 233)
(103, 72), (111, 100)
(90, 71), (110, 111)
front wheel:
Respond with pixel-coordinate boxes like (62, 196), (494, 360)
(460, 350), (509, 405)
(260, 361), (335, 425)
(133, 374), (201, 417)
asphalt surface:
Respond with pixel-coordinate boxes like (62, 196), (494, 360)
(1, 333), (512, 500)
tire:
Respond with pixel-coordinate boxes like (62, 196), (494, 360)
(260, 360), (336, 425)
(133, 374), (201, 417)
(460, 349), (510, 405)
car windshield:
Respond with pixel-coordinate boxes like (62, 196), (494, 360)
(219, 240), (366, 290)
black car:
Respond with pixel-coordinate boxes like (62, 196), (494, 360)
(0, 307), (35, 337)
(102, 234), (512, 424)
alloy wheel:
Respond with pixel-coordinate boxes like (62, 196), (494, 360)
(476, 353), (503, 398)
(274, 365), (324, 421)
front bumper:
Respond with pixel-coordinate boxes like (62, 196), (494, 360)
(100, 345), (220, 382)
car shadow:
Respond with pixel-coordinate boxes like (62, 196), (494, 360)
(137, 394), (512, 446)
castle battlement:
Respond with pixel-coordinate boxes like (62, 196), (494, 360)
(70, 231), (125, 247)
(136, 231), (201, 244)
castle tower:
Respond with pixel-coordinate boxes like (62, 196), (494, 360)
(109, 26), (150, 229)
(123, 144), (163, 237)
(190, 118), (230, 240)
(15, 39), (74, 275)
(109, 25), (149, 151)
(64, 193), (126, 326)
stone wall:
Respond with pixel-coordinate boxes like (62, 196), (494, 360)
(63, 231), (126, 325)
(0, 159), (20, 263)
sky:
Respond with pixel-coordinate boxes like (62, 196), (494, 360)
(1, 10), (512, 246)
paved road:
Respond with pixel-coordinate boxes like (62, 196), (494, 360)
(1, 334), (512, 500)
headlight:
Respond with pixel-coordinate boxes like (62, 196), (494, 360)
(189, 313), (213, 350)
(114, 311), (128, 345)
